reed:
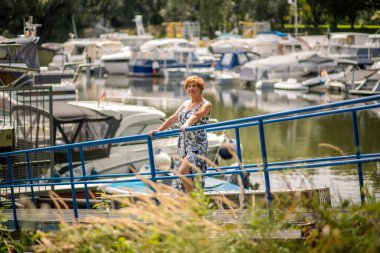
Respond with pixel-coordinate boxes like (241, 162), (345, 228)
(25, 179), (379, 253)
(2, 147), (380, 252)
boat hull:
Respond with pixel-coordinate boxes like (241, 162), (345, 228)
(103, 60), (129, 75)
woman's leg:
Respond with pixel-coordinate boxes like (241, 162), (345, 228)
(177, 156), (194, 192)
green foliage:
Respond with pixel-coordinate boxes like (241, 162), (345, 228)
(0, 213), (24, 252)
(0, 0), (379, 41)
(92, 188), (111, 217)
(0, 0), (44, 37)
(303, 201), (380, 252)
(28, 182), (380, 253)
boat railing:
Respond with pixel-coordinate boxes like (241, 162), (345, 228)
(1, 94), (380, 229)
(62, 62), (103, 82)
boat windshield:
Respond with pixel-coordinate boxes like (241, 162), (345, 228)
(340, 47), (358, 55)
(119, 118), (164, 137)
(12, 102), (120, 162)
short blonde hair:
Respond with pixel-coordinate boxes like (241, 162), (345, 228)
(184, 75), (205, 90)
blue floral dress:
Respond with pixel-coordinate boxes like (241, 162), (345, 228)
(172, 99), (210, 192)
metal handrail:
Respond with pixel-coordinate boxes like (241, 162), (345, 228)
(1, 94), (380, 229)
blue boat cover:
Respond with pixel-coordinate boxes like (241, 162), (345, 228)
(107, 177), (240, 194)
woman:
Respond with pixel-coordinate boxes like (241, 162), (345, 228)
(148, 75), (212, 193)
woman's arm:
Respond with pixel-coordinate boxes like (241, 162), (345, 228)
(181, 102), (212, 132)
(148, 102), (185, 137)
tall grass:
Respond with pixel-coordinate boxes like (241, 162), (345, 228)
(2, 148), (380, 252)
(27, 179), (380, 253)
(0, 213), (24, 252)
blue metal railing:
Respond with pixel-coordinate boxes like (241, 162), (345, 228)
(1, 94), (380, 229)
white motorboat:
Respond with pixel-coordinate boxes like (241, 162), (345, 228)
(11, 101), (230, 179)
(274, 70), (345, 92)
(240, 53), (340, 89)
(44, 38), (123, 71)
(0, 17), (77, 102)
(99, 16), (153, 75)
(329, 45), (380, 68)
(254, 79), (282, 89)
(240, 52), (316, 83)
(274, 78), (309, 91)
(128, 39), (213, 77)
(0, 16), (76, 89)
(210, 32), (308, 57)
(101, 46), (132, 75)
(325, 68), (376, 91)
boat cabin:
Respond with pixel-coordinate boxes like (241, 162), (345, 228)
(11, 101), (120, 163)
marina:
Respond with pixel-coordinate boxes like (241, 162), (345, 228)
(78, 75), (380, 205)
(1, 89), (380, 230)
(1, 8), (380, 251)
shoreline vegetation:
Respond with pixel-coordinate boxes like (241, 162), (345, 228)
(1, 180), (379, 253)
(0, 133), (379, 252)
(1, 1), (380, 42)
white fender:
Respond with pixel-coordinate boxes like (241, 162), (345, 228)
(154, 151), (172, 170)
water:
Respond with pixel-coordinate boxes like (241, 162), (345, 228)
(76, 74), (380, 206)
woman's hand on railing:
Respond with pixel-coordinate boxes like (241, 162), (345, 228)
(181, 123), (189, 133)
(148, 129), (158, 137)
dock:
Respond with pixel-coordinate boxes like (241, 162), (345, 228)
(1, 186), (329, 237)
(1, 207), (321, 240)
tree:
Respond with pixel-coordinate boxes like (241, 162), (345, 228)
(197, 0), (235, 37)
(321, 0), (348, 31)
(0, 0), (43, 37)
(275, 0), (289, 29)
(305, 0), (325, 28)
(160, 0), (197, 22)
(37, 0), (77, 42)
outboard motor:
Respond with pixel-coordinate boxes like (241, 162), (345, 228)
(218, 140), (241, 160)
(218, 140), (251, 189)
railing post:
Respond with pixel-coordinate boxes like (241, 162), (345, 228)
(67, 148), (79, 220)
(147, 137), (157, 183)
(79, 147), (90, 209)
(147, 137), (159, 205)
(25, 153), (36, 204)
(234, 127), (245, 188)
(234, 128), (243, 162)
(258, 120), (272, 215)
(6, 155), (19, 230)
(351, 111), (365, 205)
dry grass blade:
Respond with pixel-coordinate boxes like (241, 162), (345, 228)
(49, 191), (69, 210)
(46, 191), (71, 226)
(319, 143), (346, 156)
(198, 154), (221, 172)
(88, 190), (97, 200)
(212, 194), (237, 209)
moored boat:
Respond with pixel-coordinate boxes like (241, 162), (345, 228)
(11, 100), (232, 180)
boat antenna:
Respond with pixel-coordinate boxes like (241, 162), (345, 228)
(23, 16), (41, 38)
(288, 0), (298, 37)
(133, 15), (145, 36)
(71, 15), (78, 39)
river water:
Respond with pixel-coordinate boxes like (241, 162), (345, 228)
(76, 74), (380, 206)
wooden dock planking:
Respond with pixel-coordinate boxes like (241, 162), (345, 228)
(1, 208), (318, 239)
(1, 187), (329, 237)
(109, 187), (331, 209)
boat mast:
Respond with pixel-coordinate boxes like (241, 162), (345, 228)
(134, 15), (145, 36)
(288, 0), (298, 37)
